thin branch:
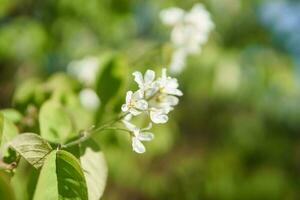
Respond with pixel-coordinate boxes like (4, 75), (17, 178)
(61, 112), (129, 149)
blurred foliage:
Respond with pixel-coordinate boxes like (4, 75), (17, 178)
(1, 0), (300, 199)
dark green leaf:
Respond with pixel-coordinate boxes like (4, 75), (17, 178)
(95, 54), (128, 109)
(33, 150), (88, 200)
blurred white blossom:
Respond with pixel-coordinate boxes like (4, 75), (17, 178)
(121, 68), (182, 153)
(160, 4), (214, 73)
(67, 56), (100, 86)
(122, 120), (154, 153)
(169, 49), (187, 74)
(79, 89), (100, 110)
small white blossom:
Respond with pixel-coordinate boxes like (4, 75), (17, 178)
(160, 4), (214, 73)
(132, 70), (157, 98)
(121, 90), (148, 116)
(79, 89), (100, 110)
(67, 56), (100, 85)
(148, 68), (182, 123)
(149, 108), (169, 124)
(158, 68), (183, 96)
(122, 120), (154, 154)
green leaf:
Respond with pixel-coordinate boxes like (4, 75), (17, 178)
(13, 78), (45, 110)
(0, 109), (23, 124)
(9, 133), (52, 169)
(0, 113), (18, 158)
(11, 159), (40, 200)
(33, 150), (88, 200)
(80, 139), (108, 200)
(95, 54), (128, 109)
(0, 171), (16, 200)
(39, 100), (75, 144)
(46, 73), (79, 92)
(52, 91), (93, 132)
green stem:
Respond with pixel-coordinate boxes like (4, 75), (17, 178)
(61, 112), (129, 149)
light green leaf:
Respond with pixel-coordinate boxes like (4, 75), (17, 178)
(46, 73), (80, 94)
(80, 139), (108, 200)
(13, 78), (45, 110)
(1, 109), (23, 123)
(33, 150), (88, 200)
(53, 91), (93, 132)
(11, 159), (39, 200)
(0, 171), (16, 200)
(9, 133), (52, 169)
(0, 113), (18, 158)
(39, 100), (75, 143)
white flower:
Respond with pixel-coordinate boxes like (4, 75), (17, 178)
(121, 90), (148, 116)
(67, 56), (100, 85)
(158, 68), (183, 96)
(132, 70), (157, 98)
(161, 4), (214, 53)
(160, 4), (214, 73)
(79, 89), (100, 110)
(122, 120), (154, 154)
(122, 68), (182, 126)
(149, 108), (169, 124)
(148, 68), (183, 124)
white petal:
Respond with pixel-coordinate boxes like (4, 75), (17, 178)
(165, 95), (179, 106)
(164, 79), (183, 96)
(125, 91), (133, 104)
(132, 71), (144, 87)
(135, 100), (148, 110)
(167, 88), (183, 96)
(165, 87), (183, 96)
(138, 132), (154, 141)
(124, 113), (132, 121)
(142, 122), (152, 131)
(133, 90), (144, 100)
(122, 120), (136, 131)
(161, 68), (167, 80)
(144, 70), (155, 84)
(121, 104), (128, 112)
(150, 110), (169, 124)
(130, 108), (141, 116)
(160, 7), (184, 26)
(132, 137), (146, 153)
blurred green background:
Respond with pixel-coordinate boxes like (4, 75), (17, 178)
(1, 0), (300, 199)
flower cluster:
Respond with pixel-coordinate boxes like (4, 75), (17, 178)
(160, 4), (214, 74)
(121, 68), (183, 153)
